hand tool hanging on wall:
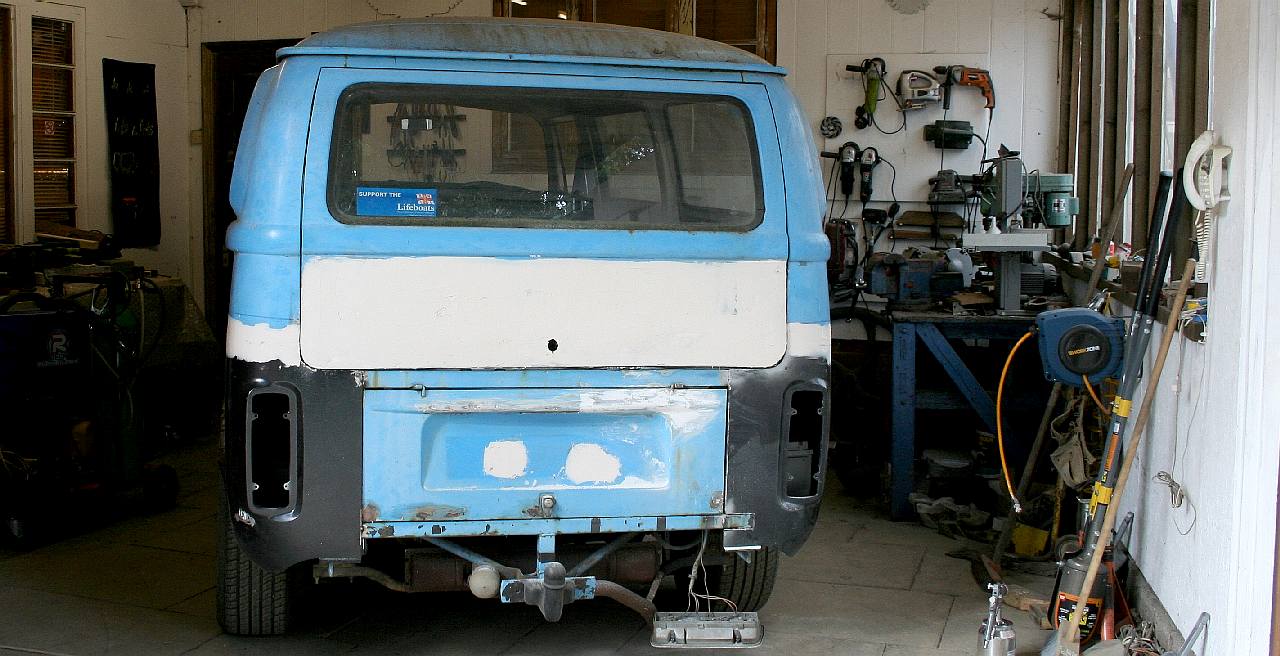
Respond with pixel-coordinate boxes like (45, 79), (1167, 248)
(819, 115), (843, 138)
(847, 58), (887, 129)
(897, 70), (943, 110)
(858, 147), (880, 203)
(935, 65), (997, 110)
(820, 141), (862, 201)
(1048, 171), (1186, 649)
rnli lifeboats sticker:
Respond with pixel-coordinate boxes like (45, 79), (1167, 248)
(355, 187), (438, 217)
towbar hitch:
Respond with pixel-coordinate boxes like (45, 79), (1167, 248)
(499, 561), (596, 621)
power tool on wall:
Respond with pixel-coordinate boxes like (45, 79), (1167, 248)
(897, 70), (943, 110)
(846, 58), (887, 129)
(935, 65), (996, 110)
(820, 142), (880, 204)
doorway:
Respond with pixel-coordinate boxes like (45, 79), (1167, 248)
(200, 40), (297, 341)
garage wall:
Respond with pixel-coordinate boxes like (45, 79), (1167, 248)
(2, 0), (189, 282)
(81, 1), (191, 285)
(776, 0), (1061, 215)
(1117, 0), (1280, 651)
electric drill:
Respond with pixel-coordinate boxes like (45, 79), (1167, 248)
(933, 65), (996, 110)
(956, 67), (995, 109)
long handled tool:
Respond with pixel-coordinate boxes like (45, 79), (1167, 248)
(1050, 258), (1195, 654)
(1047, 170), (1184, 648)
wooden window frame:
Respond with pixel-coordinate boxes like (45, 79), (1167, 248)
(0, 7), (13, 243)
(2, 1), (85, 244)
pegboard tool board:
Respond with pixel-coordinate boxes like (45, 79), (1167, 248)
(822, 53), (1019, 212)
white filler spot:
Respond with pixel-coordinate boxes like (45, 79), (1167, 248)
(482, 441), (529, 479)
(787, 322), (832, 362)
(565, 443), (622, 484)
(225, 317), (301, 367)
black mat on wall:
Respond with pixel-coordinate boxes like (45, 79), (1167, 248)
(102, 58), (160, 248)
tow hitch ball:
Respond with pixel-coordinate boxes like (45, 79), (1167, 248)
(499, 561), (596, 622)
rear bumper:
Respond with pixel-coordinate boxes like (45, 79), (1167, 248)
(222, 355), (829, 572)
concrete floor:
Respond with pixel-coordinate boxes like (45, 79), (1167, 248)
(0, 439), (1051, 655)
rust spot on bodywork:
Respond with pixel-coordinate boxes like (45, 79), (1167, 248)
(522, 504), (544, 518)
(361, 504), (380, 522)
(413, 504), (467, 520)
(377, 524), (396, 537)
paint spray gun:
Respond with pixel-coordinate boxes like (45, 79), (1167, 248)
(977, 583), (1016, 656)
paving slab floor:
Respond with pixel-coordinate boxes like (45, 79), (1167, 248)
(0, 438), (1053, 655)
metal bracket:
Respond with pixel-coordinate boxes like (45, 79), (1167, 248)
(499, 562), (596, 621)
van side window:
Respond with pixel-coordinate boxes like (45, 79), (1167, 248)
(327, 84), (763, 231)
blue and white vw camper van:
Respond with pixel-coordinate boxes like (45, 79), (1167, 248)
(221, 17), (830, 642)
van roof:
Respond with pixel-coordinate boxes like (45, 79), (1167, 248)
(278, 17), (784, 74)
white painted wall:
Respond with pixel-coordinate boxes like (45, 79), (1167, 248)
(81, 0), (191, 284)
(776, 0), (1061, 215)
(1116, 0), (1280, 652)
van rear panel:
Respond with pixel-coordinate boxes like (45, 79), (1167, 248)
(362, 386), (727, 523)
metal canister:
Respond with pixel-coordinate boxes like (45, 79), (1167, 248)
(976, 618), (1016, 656)
(977, 583), (1016, 656)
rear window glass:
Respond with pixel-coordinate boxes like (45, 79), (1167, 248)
(327, 84), (764, 230)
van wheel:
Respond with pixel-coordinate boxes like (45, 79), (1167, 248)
(709, 547), (779, 611)
(216, 501), (293, 635)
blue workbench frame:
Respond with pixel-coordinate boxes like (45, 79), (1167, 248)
(890, 313), (1036, 519)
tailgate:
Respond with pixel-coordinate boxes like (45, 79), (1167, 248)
(362, 387), (727, 522)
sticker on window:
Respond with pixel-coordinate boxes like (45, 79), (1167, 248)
(355, 187), (438, 217)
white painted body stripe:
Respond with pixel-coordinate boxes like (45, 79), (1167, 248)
(786, 322), (831, 362)
(226, 317), (301, 367)
(300, 257), (787, 370)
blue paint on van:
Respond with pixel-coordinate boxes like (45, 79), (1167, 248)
(220, 19), (832, 631)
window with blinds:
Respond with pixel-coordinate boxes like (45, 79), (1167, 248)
(32, 16), (75, 229)
(0, 8), (13, 243)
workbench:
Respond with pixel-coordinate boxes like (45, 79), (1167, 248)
(889, 311), (1039, 519)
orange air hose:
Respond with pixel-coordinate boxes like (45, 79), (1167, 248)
(996, 331), (1036, 514)
(1082, 374), (1112, 415)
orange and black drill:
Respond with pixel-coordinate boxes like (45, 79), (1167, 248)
(933, 65), (995, 110)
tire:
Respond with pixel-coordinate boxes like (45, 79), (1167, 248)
(707, 547), (780, 612)
(216, 500), (293, 635)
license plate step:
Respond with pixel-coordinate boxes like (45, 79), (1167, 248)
(650, 612), (763, 649)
